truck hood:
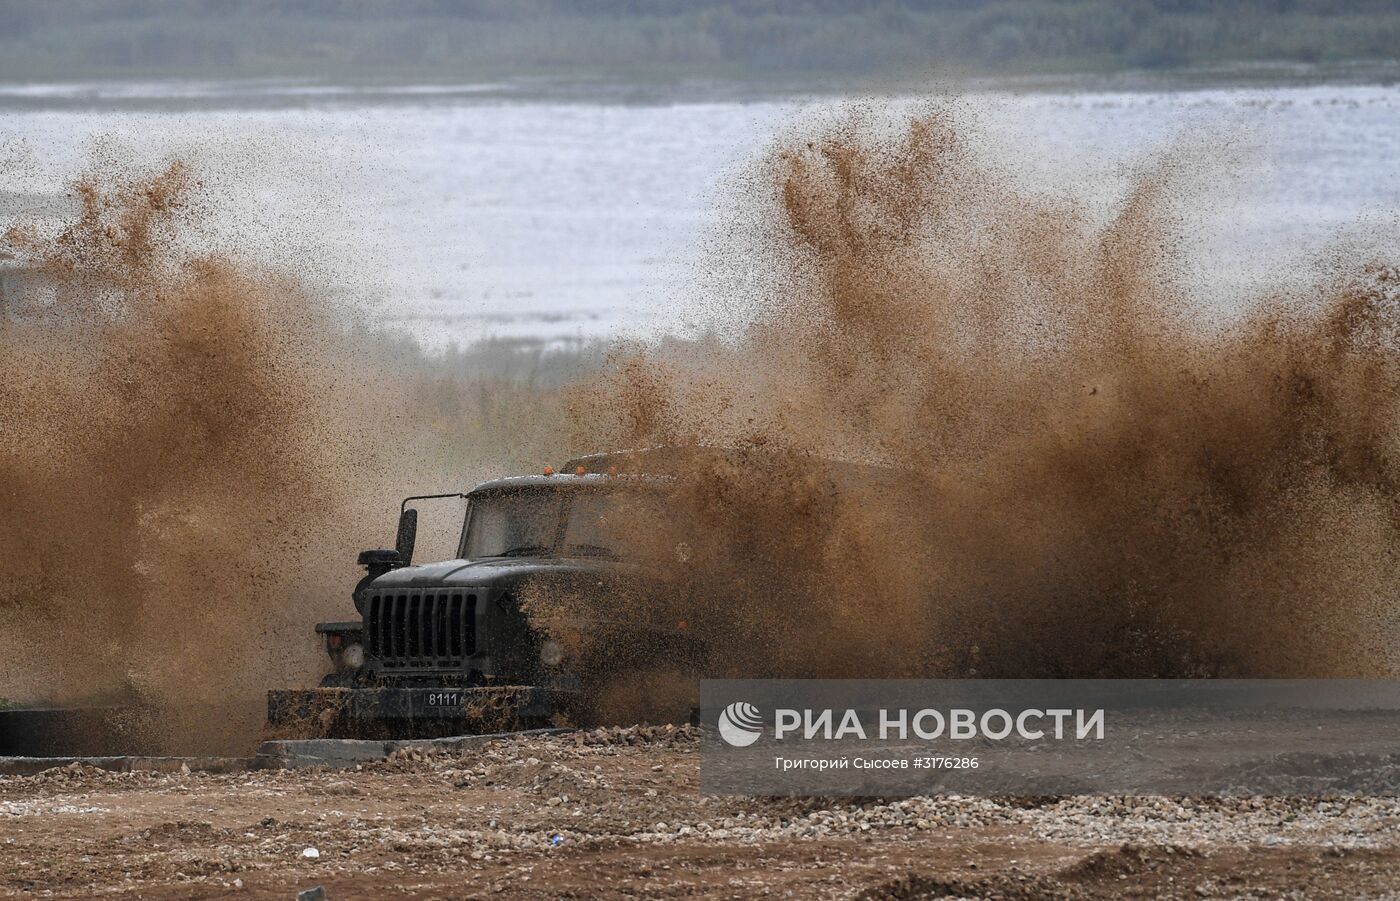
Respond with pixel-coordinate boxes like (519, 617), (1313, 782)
(368, 556), (637, 589)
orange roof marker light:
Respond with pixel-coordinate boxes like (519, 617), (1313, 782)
(575, 466), (587, 476)
(542, 466), (555, 476)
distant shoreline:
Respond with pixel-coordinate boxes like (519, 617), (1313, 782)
(0, 61), (1398, 111)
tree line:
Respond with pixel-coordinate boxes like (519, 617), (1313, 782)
(0, 0), (1396, 80)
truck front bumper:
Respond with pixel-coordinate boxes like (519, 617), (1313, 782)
(267, 685), (577, 732)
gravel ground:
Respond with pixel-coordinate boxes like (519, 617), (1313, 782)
(4, 726), (1400, 899)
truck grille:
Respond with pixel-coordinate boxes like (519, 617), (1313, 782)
(366, 590), (477, 669)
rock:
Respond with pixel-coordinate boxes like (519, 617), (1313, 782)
(297, 888), (327, 901)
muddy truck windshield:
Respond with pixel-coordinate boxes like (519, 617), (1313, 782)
(461, 486), (673, 559)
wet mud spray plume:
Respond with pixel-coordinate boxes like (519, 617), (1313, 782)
(4, 100), (1400, 747)
(0, 162), (374, 750)
(555, 104), (1400, 689)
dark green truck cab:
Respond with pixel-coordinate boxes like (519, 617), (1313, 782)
(268, 458), (696, 736)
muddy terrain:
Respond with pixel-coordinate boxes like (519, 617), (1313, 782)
(4, 727), (1399, 900)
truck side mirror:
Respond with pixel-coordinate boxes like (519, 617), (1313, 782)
(395, 508), (418, 566)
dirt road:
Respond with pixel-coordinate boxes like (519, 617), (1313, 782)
(4, 726), (1400, 899)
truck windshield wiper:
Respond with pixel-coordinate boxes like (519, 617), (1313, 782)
(498, 544), (552, 557)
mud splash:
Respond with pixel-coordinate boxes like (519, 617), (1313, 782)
(558, 104), (1400, 680)
(6, 101), (1400, 752)
(0, 162), (377, 750)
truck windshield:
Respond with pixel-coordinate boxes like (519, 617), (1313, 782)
(461, 487), (672, 559)
(462, 490), (563, 558)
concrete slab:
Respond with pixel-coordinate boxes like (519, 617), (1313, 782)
(0, 756), (254, 776)
(255, 738), (394, 767)
(394, 727), (570, 753)
(0, 728), (574, 775)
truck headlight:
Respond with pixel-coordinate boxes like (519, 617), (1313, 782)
(539, 639), (564, 668)
(341, 642), (365, 670)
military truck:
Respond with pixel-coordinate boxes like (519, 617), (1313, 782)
(267, 451), (701, 737)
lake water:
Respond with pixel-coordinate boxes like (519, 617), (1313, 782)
(2, 80), (1399, 346)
